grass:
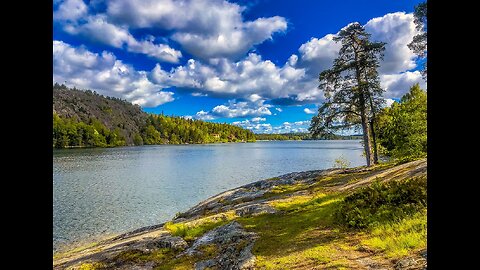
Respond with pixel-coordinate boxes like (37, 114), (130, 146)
(266, 183), (308, 196)
(361, 211), (427, 258)
(237, 191), (346, 269)
(165, 211), (237, 241)
(235, 174), (426, 269)
(70, 262), (105, 270)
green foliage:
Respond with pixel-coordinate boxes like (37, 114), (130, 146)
(335, 177), (427, 228)
(141, 114), (255, 145)
(376, 84), (427, 159)
(333, 156), (350, 169)
(408, 1), (427, 79)
(53, 113), (121, 148)
(309, 23), (386, 166)
(53, 84), (255, 148)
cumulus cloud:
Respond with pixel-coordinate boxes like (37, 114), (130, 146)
(148, 11), (424, 106)
(54, 0), (88, 22)
(304, 108), (316, 114)
(53, 7), (426, 113)
(106, 0), (287, 60)
(297, 34), (341, 76)
(267, 121), (310, 134)
(365, 12), (419, 74)
(380, 71), (426, 98)
(232, 119), (273, 133)
(59, 14), (182, 63)
(53, 40), (174, 107)
(150, 54), (318, 102)
(191, 99), (272, 120)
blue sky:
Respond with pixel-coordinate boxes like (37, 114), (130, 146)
(53, 0), (426, 134)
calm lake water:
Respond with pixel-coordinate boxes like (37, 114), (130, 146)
(53, 140), (365, 251)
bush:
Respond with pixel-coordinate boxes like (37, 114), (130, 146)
(335, 177), (426, 228)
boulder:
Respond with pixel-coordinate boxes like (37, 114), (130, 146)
(183, 221), (257, 270)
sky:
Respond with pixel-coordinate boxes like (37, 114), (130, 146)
(53, 0), (426, 134)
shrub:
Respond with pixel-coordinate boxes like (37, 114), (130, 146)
(335, 177), (426, 228)
(333, 156), (351, 169)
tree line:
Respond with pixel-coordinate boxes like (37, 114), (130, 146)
(53, 113), (256, 148)
(53, 85), (255, 148)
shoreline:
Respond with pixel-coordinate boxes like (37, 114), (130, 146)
(53, 138), (363, 150)
(53, 158), (427, 269)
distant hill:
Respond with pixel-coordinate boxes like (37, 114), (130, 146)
(53, 84), (255, 148)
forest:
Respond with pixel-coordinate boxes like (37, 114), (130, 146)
(53, 84), (255, 148)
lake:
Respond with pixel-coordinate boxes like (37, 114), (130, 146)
(53, 140), (365, 251)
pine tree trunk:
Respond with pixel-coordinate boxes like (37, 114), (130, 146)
(370, 119), (379, 164)
(359, 97), (374, 167)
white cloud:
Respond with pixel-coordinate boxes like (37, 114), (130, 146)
(232, 119), (272, 133)
(268, 121), (310, 134)
(304, 108), (316, 114)
(105, 0), (287, 60)
(275, 108), (283, 112)
(297, 34), (341, 76)
(54, 0), (88, 22)
(380, 71), (426, 99)
(148, 11), (424, 106)
(150, 54), (315, 102)
(53, 8), (426, 110)
(384, 98), (396, 108)
(53, 40), (174, 107)
(195, 110), (215, 120)
(365, 12), (419, 74)
(251, 117), (266, 122)
(211, 100), (272, 118)
(192, 99), (272, 120)
(60, 15), (182, 63)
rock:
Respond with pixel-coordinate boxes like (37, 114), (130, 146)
(194, 259), (216, 270)
(234, 203), (277, 217)
(182, 221), (257, 270)
(131, 234), (188, 252)
(156, 235), (188, 250)
(394, 253), (427, 270)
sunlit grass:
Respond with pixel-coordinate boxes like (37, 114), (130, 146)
(165, 211), (237, 241)
(361, 211), (427, 258)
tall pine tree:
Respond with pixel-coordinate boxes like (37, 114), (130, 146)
(309, 23), (385, 166)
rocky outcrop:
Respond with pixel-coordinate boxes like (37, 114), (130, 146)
(181, 221), (257, 270)
(174, 168), (345, 221)
(54, 159), (428, 270)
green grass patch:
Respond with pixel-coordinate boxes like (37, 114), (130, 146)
(268, 183), (308, 195)
(237, 193), (345, 269)
(361, 211), (427, 258)
(335, 177), (427, 228)
(72, 262), (105, 270)
(165, 212), (236, 241)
